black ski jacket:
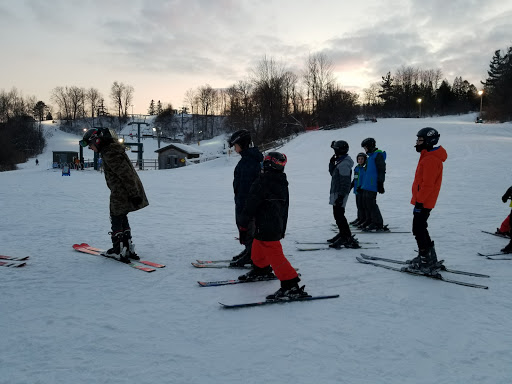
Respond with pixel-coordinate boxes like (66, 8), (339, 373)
(233, 147), (263, 214)
(240, 171), (289, 241)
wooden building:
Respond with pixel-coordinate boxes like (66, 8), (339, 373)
(154, 143), (203, 169)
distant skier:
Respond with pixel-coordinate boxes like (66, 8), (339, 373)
(35, 159), (39, 166)
(349, 152), (367, 227)
(500, 186), (512, 253)
(238, 152), (310, 300)
(80, 128), (148, 263)
(406, 127), (447, 273)
(327, 141), (360, 249)
(227, 129), (263, 267)
(359, 137), (386, 231)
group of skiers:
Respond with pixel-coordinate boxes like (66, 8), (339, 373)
(79, 125), (511, 300)
(227, 127), (451, 299)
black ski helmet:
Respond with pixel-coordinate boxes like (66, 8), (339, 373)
(361, 137), (376, 151)
(356, 152), (367, 164)
(331, 140), (349, 155)
(80, 128), (113, 148)
(228, 129), (252, 149)
(416, 127), (440, 146)
(263, 152), (287, 172)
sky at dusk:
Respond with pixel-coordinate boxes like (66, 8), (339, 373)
(1, 0), (511, 114)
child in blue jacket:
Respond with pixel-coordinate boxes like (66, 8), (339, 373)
(350, 152), (367, 226)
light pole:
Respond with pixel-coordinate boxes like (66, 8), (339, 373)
(478, 90), (483, 117)
(417, 98), (422, 117)
(153, 127), (161, 148)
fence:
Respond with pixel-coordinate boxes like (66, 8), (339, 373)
(130, 159), (158, 170)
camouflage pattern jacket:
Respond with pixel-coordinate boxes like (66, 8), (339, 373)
(101, 142), (149, 216)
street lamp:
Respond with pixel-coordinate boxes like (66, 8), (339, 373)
(478, 90), (483, 117)
(417, 98), (422, 117)
(153, 127), (161, 148)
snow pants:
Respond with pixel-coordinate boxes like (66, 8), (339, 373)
(499, 214), (511, 233)
(236, 209), (256, 254)
(111, 214), (130, 234)
(251, 239), (298, 282)
(412, 207), (432, 250)
(355, 193), (366, 223)
(333, 205), (352, 239)
(361, 189), (383, 227)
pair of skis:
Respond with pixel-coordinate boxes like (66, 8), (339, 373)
(0, 254), (29, 268)
(356, 254), (489, 289)
(193, 259), (339, 308)
(72, 243), (165, 272)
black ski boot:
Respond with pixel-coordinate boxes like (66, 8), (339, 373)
(407, 242), (442, 274)
(501, 239), (512, 253)
(327, 232), (343, 243)
(349, 219), (360, 226)
(343, 235), (361, 249)
(357, 220), (371, 229)
(123, 229), (139, 260)
(105, 231), (130, 263)
(230, 250), (253, 267)
(232, 249), (247, 262)
(238, 265), (275, 281)
(266, 277), (311, 300)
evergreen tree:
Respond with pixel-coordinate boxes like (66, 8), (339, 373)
(148, 100), (155, 115)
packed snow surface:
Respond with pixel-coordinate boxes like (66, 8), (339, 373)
(1, 114), (512, 384)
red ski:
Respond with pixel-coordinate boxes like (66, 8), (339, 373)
(72, 243), (163, 272)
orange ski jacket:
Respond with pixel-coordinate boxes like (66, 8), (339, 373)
(411, 146), (448, 209)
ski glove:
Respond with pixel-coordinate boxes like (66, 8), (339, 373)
(413, 202), (423, 213)
(377, 181), (385, 194)
(131, 196), (143, 206)
(238, 226), (248, 245)
(502, 186), (512, 203)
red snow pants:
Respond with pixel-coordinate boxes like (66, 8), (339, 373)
(499, 215), (510, 233)
(251, 239), (298, 281)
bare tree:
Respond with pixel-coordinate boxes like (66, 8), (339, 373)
(110, 81), (134, 117)
(51, 86), (72, 121)
(122, 84), (134, 117)
(362, 83), (381, 105)
(86, 88), (102, 119)
(302, 53), (335, 119)
(68, 86), (85, 120)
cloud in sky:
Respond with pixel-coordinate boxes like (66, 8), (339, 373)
(1, 0), (510, 113)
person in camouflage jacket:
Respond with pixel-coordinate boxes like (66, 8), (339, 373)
(80, 128), (148, 262)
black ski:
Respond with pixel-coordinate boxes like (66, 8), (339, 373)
(297, 246), (379, 252)
(0, 261), (26, 268)
(295, 241), (377, 245)
(196, 259), (232, 264)
(198, 276), (278, 287)
(192, 262), (251, 269)
(0, 255), (29, 261)
(219, 294), (340, 308)
(355, 256), (488, 289)
(485, 256), (512, 260)
(477, 252), (510, 257)
(481, 230), (510, 239)
(360, 254), (489, 278)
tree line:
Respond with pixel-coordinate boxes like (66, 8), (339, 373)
(2, 45), (511, 170)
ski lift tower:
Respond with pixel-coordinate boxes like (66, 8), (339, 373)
(127, 114), (149, 170)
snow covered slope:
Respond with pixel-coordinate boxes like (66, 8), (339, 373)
(1, 114), (512, 384)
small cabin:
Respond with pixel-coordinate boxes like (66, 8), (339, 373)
(52, 151), (78, 168)
(155, 143), (203, 169)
